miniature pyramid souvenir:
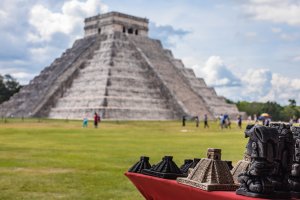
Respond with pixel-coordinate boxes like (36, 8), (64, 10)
(180, 159), (193, 175)
(177, 148), (238, 191)
(225, 161), (234, 170)
(128, 156), (151, 173)
(189, 158), (201, 169)
(231, 154), (251, 184)
(180, 158), (201, 176)
(289, 126), (300, 198)
(142, 156), (184, 179)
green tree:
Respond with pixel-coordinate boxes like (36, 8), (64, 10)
(280, 99), (300, 121)
(0, 74), (22, 104)
(261, 101), (282, 121)
(288, 99), (296, 107)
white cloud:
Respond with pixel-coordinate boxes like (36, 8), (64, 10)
(193, 56), (300, 105)
(0, 10), (7, 20)
(279, 33), (300, 41)
(245, 31), (257, 38)
(62, 0), (108, 17)
(292, 55), (300, 62)
(29, 46), (63, 64)
(241, 68), (272, 97)
(192, 56), (241, 87)
(265, 73), (300, 103)
(0, 67), (35, 84)
(244, 0), (300, 26)
(271, 27), (282, 33)
(10, 72), (32, 79)
(28, 0), (108, 42)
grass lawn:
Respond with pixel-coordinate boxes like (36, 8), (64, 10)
(0, 118), (248, 200)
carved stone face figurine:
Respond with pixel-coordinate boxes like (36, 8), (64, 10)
(261, 123), (294, 198)
(289, 126), (300, 198)
(236, 125), (278, 198)
(295, 139), (300, 163)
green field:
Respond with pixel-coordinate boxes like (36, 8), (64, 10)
(0, 119), (248, 200)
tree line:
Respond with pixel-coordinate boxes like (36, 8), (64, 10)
(0, 74), (22, 104)
(227, 99), (300, 122)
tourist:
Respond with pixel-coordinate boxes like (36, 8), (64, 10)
(219, 114), (224, 129)
(264, 117), (271, 126)
(237, 115), (242, 129)
(182, 116), (186, 127)
(94, 112), (99, 128)
(247, 115), (252, 123)
(204, 114), (209, 128)
(226, 116), (231, 129)
(82, 116), (88, 128)
(254, 114), (257, 123)
(224, 114), (229, 128)
(195, 116), (199, 127)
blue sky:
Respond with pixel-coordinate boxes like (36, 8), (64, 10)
(1, 0), (300, 105)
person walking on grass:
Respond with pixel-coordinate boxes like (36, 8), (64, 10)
(237, 115), (242, 129)
(182, 115), (186, 127)
(195, 116), (199, 127)
(94, 112), (99, 128)
(204, 114), (209, 128)
(82, 116), (88, 128)
(220, 114), (224, 129)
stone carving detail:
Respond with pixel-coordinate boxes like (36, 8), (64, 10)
(231, 154), (251, 185)
(267, 123), (293, 198)
(289, 126), (300, 198)
(236, 125), (279, 198)
(177, 148), (238, 191)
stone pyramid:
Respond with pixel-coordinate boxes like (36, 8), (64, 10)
(0, 12), (240, 120)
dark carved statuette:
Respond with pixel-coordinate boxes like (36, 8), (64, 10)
(268, 123), (293, 199)
(236, 125), (279, 198)
(142, 156), (184, 179)
(289, 126), (300, 198)
(128, 156), (151, 173)
(180, 159), (193, 176)
(180, 158), (201, 176)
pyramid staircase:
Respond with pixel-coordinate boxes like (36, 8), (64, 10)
(0, 12), (241, 120)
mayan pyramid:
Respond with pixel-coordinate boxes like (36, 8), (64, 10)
(0, 12), (240, 120)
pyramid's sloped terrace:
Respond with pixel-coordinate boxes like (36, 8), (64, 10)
(0, 12), (241, 120)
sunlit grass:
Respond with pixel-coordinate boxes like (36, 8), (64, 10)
(0, 118), (247, 200)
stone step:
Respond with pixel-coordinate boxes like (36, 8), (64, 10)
(130, 36), (213, 117)
(49, 106), (173, 120)
(107, 97), (168, 109)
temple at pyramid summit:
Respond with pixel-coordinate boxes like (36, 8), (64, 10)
(0, 12), (241, 120)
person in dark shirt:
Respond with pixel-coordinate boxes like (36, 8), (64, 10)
(94, 112), (99, 128)
(195, 116), (199, 127)
(237, 115), (242, 129)
(204, 114), (209, 128)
